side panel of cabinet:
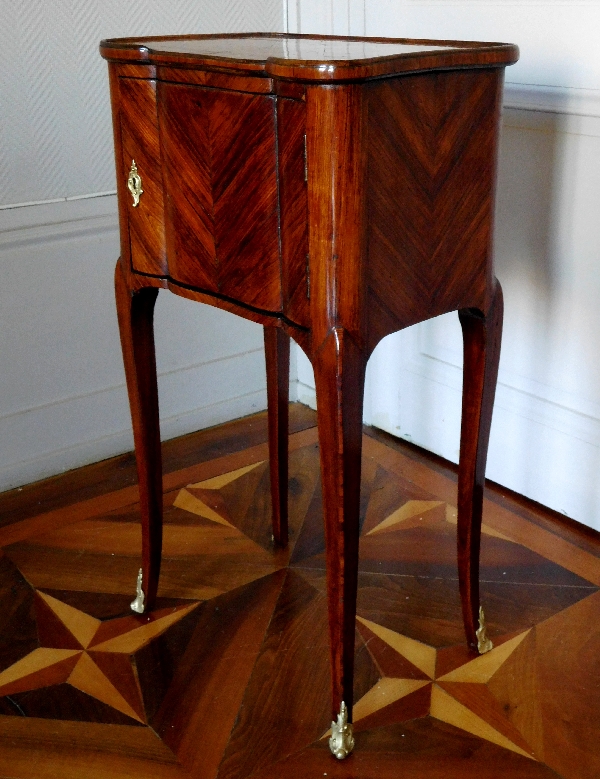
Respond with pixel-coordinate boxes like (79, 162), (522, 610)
(365, 69), (502, 350)
(118, 77), (167, 276)
(277, 97), (309, 328)
(158, 82), (282, 312)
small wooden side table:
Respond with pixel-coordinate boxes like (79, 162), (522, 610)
(100, 33), (518, 759)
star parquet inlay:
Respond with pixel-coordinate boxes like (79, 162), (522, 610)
(0, 414), (599, 779)
(0, 590), (199, 724)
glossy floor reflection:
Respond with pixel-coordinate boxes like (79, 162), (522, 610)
(0, 406), (598, 779)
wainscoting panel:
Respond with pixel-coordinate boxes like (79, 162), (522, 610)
(0, 196), (268, 492)
(289, 0), (600, 530)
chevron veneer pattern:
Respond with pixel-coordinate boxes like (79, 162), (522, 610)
(159, 83), (281, 311)
(366, 69), (501, 349)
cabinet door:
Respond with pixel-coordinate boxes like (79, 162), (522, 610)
(119, 78), (167, 276)
(159, 82), (282, 312)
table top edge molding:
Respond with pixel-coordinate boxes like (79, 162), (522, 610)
(99, 33), (519, 82)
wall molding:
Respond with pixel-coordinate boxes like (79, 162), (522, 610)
(0, 193), (119, 248)
(504, 83), (600, 118)
(408, 336), (600, 452)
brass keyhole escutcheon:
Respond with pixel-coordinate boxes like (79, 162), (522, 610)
(127, 160), (143, 207)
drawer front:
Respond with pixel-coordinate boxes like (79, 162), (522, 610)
(159, 82), (282, 312)
(119, 78), (167, 276)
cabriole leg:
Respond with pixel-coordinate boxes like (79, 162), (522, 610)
(115, 261), (163, 613)
(264, 326), (290, 547)
(312, 329), (366, 759)
(457, 280), (504, 653)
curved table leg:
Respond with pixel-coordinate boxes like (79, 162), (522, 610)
(457, 279), (504, 653)
(264, 326), (290, 547)
(115, 261), (163, 613)
(313, 329), (366, 759)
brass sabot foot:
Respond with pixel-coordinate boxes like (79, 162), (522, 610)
(329, 701), (355, 759)
(130, 568), (145, 614)
(476, 606), (493, 654)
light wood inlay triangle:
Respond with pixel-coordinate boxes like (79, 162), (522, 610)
(68, 653), (144, 723)
(430, 684), (535, 759)
(366, 501), (445, 536)
(0, 648), (80, 694)
(92, 603), (199, 653)
(173, 489), (234, 527)
(438, 630), (530, 683)
(189, 461), (264, 490)
(353, 678), (431, 723)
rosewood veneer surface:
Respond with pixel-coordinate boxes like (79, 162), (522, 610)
(100, 32), (519, 742)
(0, 407), (598, 778)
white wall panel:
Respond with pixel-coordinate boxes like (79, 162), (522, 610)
(290, 0), (365, 35)
(295, 105), (600, 528)
(0, 197), (268, 492)
(289, 0), (600, 530)
(364, 1), (600, 93)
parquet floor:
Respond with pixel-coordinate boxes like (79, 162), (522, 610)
(0, 404), (599, 779)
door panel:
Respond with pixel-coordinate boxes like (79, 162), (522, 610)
(158, 83), (282, 312)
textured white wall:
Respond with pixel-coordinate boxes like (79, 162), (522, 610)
(0, 197), (271, 491)
(0, 1), (283, 491)
(290, 1), (600, 530)
(0, 0), (281, 206)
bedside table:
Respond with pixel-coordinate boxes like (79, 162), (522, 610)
(100, 33), (518, 758)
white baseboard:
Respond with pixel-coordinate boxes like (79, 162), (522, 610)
(0, 340), (268, 493)
(0, 383), (267, 493)
(295, 380), (317, 411)
(504, 83), (600, 119)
